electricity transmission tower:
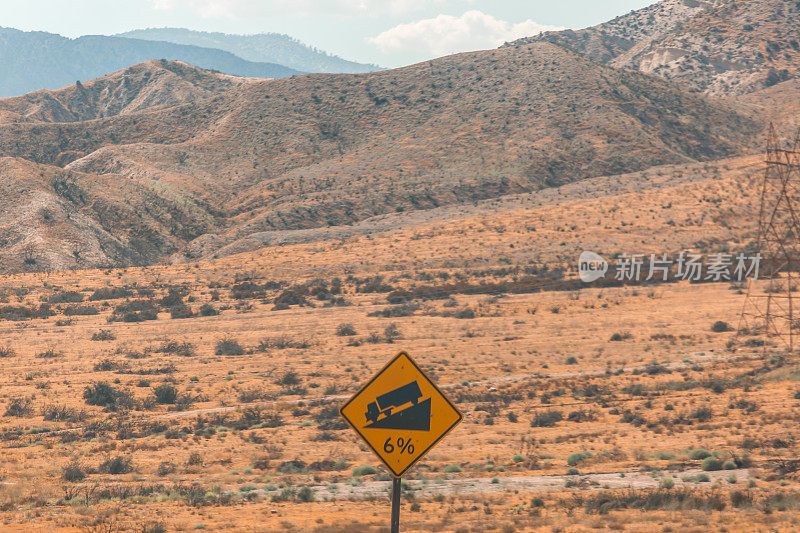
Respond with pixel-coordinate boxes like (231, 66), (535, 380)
(739, 124), (800, 350)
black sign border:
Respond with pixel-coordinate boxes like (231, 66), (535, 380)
(339, 351), (464, 478)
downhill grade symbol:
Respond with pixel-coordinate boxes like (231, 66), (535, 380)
(339, 351), (463, 478)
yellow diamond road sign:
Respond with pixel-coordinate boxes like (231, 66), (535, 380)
(340, 351), (463, 478)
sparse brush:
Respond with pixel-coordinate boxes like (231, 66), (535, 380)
(215, 337), (245, 356)
(4, 397), (32, 417)
(91, 329), (115, 341)
(0, 346), (16, 357)
(98, 455), (133, 475)
(336, 323), (357, 336)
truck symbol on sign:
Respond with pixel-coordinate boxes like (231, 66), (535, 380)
(364, 381), (431, 431)
(366, 381), (423, 423)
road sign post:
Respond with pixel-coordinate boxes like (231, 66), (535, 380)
(390, 477), (401, 533)
(340, 351), (463, 532)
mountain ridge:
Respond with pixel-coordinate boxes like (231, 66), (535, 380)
(118, 28), (381, 74)
(0, 27), (302, 97)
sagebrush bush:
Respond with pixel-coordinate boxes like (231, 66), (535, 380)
(531, 410), (563, 427)
(336, 323), (357, 336)
(215, 338), (245, 356)
(62, 462), (86, 482)
(153, 384), (178, 404)
(98, 455), (133, 475)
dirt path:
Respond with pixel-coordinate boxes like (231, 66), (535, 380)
(257, 468), (751, 501)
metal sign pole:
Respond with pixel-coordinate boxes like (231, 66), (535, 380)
(390, 477), (401, 533)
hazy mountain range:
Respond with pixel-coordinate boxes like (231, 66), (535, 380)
(118, 28), (380, 74)
(0, 26), (379, 97)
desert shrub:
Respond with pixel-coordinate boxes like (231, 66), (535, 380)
(443, 464), (462, 473)
(584, 488), (725, 514)
(688, 449), (712, 460)
(659, 478), (675, 489)
(230, 280), (282, 300)
(352, 465), (378, 477)
(89, 287), (132, 301)
(310, 430), (342, 443)
(565, 356), (578, 365)
(531, 410), (563, 427)
(643, 362), (671, 375)
(63, 305), (99, 316)
(567, 452), (592, 466)
(683, 473), (711, 483)
(252, 456), (270, 470)
(157, 461), (176, 476)
(159, 286), (189, 308)
(567, 409), (597, 422)
(730, 489), (754, 508)
(278, 460), (306, 474)
(141, 522), (167, 533)
(365, 332), (384, 344)
(619, 409), (646, 426)
(276, 371), (301, 387)
(112, 300), (159, 322)
(35, 348), (61, 358)
(722, 460), (738, 470)
(62, 462), (86, 482)
(153, 384), (178, 404)
(453, 307), (476, 319)
(4, 397), (32, 417)
(384, 323), (402, 342)
(98, 455), (133, 475)
(711, 321), (732, 332)
(94, 358), (123, 371)
(91, 329), (116, 341)
(42, 404), (85, 422)
(237, 387), (272, 402)
(83, 381), (133, 410)
(691, 406), (713, 422)
(199, 303), (219, 316)
(156, 341), (195, 357)
(187, 452), (204, 466)
(368, 303), (420, 318)
(297, 486), (315, 502)
(0, 346), (14, 358)
(272, 289), (309, 310)
(258, 336), (310, 350)
(610, 332), (633, 341)
(215, 338), (245, 356)
(170, 303), (194, 319)
(336, 323), (357, 336)
(0, 304), (54, 321)
(701, 457), (723, 471)
(48, 291), (84, 304)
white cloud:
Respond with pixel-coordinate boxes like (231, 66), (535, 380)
(368, 10), (563, 58)
(149, 0), (432, 18)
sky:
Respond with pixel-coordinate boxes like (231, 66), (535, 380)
(0, 0), (656, 67)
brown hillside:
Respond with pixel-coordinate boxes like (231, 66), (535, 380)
(0, 60), (244, 126)
(0, 42), (761, 272)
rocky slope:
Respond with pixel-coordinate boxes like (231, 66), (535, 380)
(513, 0), (800, 96)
